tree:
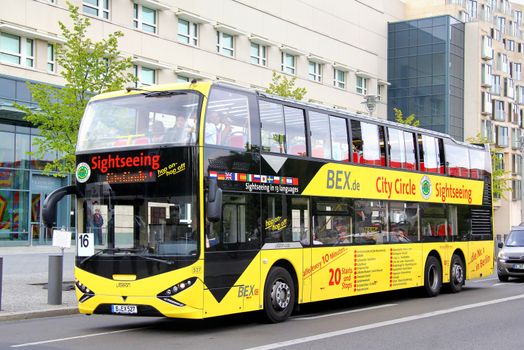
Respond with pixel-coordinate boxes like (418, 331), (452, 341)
(265, 72), (307, 100)
(467, 134), (511, 200)
(15, 2), (136, 175)
(393, 107), (420, 127)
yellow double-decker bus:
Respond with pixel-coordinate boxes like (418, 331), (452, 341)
(43, 81), (493, 323)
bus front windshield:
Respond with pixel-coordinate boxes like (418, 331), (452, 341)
(77, 91), (200, 152)
(80, 181), (198, 259)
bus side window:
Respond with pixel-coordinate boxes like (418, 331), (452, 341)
(420, 135), (444, 174)
(404, 131), (417, 170)
(205, 87), (252, 150)
(260, 100), (286, 153)
(262, 195), (306, 243)
(351, 120), (363, 164)
(309, 111), (332, 159)
(284, 106), (307, 157)
(329, 116), (349, 162)
(387, 127), (406, 169)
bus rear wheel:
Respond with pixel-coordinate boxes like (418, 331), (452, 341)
(424, 256), (442, 297)
(449, 254), (465, 293)
(263, 267), (295, 323)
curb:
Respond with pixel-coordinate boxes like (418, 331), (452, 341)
(0, 307), (78, 321)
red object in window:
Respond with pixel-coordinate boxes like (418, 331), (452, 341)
(113, 139), (127, 146)
(289, 144), (306, 156)
(436, 224), (452, 236)
(228, 135), (245, 148)
(133, 137), (149, 145)
(312, 146), (324, 158)
(449, 167), (460, 177)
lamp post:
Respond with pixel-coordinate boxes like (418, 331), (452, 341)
(362, 95), (380, 117)
(519, 135), (524, 224)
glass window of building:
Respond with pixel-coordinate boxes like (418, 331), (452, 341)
(330, 116), (349, 162)
(83, 0), (109, 19)
(134, 65), (156, 86)
(281, 52), (296, 75)
(216, 31), (234, 57)
(333, 69), (346, 89)
(496, 125), (509, 147)
(493, 99), (504, 121)
(250, 42), (267, 66)
(176, 75), (190, 83)
(0, 131), (15, 167)
(284, 106), (306, 157)
(15, 133), (30, 169)
(513, 180), (522, 201)
(177, 19), (198, 46)
(47, 44), (55, 73)
(356, 76), (368, 95)
(309, 111), (331, 159)
(133, 3), (157, 34)
(308, 61), (322, 82)
(0, 33), (34, 68)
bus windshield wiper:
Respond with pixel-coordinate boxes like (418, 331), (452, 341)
(133, 253), (174, 265)
(144, 91), (187, 98)
(79, 247), (139, 265)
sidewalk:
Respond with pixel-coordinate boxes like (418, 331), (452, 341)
(0, 246), (78, 321)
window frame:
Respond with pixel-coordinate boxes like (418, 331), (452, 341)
(250, 42), (267, 66)
(216, 31), (234, 57)
(308, 61), (322, 82)
(356, 76), (368, 95)
(281, 52), (296, 75)
(333, 69), (346, 89)
(133, 3), (157, 34)
(82, 0), (110, 20)
(47, 43), (55, 73)
(177, 18), (198, 46)
(0, 32), (34, 68)
(134, 65), (157, 87)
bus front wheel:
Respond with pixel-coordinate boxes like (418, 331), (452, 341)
(424, 256), (442, 297)
(449, 254), (465, 293)
(263, 267), (295, 323)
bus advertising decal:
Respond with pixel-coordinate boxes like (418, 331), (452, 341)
(210, 171), (299, 194)
(302, 163), (484, 205)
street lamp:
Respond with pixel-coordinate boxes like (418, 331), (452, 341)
(517, 134), (524, 224)
(362, 95), (380, 117)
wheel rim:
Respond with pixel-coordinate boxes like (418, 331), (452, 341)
(452, 263), (464, 285)
(271, 280), (291, 310)
(428, 265), (438, 290)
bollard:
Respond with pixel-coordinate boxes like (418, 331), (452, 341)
(0, 257), (3, 310)
(48, 254), (63, 305)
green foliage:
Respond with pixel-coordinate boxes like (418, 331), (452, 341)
(265, 72), (307, 100)
(467, 134), (511, 200)
(393, 107), (420, 127)
(14, 2), (136, 175)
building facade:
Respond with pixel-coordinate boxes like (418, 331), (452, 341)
(0, 0), (405, 245)
(388, 15), (465, 141)
(403, 0), (524, 239)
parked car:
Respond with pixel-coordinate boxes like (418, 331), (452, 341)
(497, 226), (524, 281)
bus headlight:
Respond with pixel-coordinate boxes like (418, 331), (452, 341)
(157, 277), (197, 307)
(75, 279), (95, 303)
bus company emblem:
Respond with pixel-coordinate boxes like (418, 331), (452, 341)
(76, 162), (91, 183)
(420, 175), (432, 200)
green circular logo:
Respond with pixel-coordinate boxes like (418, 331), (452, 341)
(420, 176), (432, 200)
(76, 162), (91, 183)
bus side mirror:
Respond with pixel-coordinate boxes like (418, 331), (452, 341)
(207, 178), (222, 223)
(42, 185), (78, 228)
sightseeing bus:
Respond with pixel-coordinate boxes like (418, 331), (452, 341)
(43, 81), (493, 323)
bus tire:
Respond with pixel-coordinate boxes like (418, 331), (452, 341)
(424, 255), (442, 297)
(263, 267), (295, 323)
(449, 254), (465, 293)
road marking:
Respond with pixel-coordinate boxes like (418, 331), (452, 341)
(11, 326), (150, 348)
(244, 293), (524, 350)
(292, 304), (396, 320)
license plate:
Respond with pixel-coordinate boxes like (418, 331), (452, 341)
(512, 264), (524, 269)
(111, 305), (137, 314)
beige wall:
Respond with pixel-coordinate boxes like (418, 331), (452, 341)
(0, 0), (408, 118)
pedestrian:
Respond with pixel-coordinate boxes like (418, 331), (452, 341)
(93, 208), (104, 245)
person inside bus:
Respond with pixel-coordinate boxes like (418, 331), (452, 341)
(335, 220), (349, 244)
(151, 120), (166, 144)
(205, 111), (232, 145)
(170, 115), (187, 143)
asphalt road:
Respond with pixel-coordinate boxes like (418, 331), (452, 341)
(1, 276), (523, 350)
